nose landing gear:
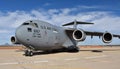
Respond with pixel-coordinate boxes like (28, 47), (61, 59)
(25, 50), (34, 56)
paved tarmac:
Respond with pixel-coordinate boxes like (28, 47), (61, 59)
(0, 46), (120, 69)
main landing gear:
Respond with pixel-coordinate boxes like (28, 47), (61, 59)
(24, 50), (34, 56)
(67, 46), (79, 52)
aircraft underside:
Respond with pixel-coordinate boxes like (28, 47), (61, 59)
(24, 45), (79, 56)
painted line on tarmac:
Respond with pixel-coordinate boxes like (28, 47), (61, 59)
(34, 60), (49, 63)
(64, 58), (79, 61)
(0, 60), (49, 66)
(0, 62), (18, 65)
(85, 55), (108, 59)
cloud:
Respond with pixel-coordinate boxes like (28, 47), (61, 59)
(78, 5), (100, 9)
(91, 15), (120, 33)
(43, 3), (51, 6)
(0, 7), (120, 44)
(0, 30), (10, 33)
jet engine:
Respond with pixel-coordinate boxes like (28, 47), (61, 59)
(102, 32), (113, 43)
(11, 36), (20, 44)
(72, 29), (86, 41)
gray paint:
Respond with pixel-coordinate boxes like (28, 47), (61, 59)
(15, 20), (71, 51)
(14, 20), (120, 51)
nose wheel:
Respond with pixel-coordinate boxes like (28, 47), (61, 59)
(25, 50), (34, 56)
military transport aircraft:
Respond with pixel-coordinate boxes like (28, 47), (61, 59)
(11, 20), (120, 56)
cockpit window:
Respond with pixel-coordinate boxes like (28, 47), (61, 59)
(34, 23), (38, 28)
(29, 23), (38, 28)
(23, 23), (29, 25)
(22, 22), (38, 28)
(30, 23), (35, 26)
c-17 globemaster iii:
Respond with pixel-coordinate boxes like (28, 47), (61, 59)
(11, 20), (120, 56)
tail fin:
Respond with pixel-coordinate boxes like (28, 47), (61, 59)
(62, 20), (94, 29)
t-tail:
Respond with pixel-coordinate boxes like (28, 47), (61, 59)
(62, 20), (94, 29)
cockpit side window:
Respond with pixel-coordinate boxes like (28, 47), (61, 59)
(30, 23), (35, 27)
(34, 23), (38, 28)
(22, 22), (38, 28)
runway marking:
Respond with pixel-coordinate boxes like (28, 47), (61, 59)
(34, 60), (48, 63)
(0, 62), (18, 65)
(0, 55), (107, 66)
(85, 55), (107, 59)
(0, 60), (49, 66)
(64, 58), (79, 61)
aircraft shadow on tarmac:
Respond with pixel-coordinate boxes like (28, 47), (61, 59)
(34, 48), (120, 56)
(15, 48), (120, 56)
(21, 50), (79, 56)
(81, 49), (120, 52)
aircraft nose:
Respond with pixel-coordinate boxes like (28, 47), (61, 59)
(15, 26), (25, 42)
(15, 26), (32, 44)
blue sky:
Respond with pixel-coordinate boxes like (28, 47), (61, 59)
(0, 0), (120, 45)
(0, 0), (120, 13)
(0, 0), (119, 14)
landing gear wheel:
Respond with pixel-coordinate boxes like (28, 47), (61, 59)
(24, 50), (33, 56)
(25, 50), (29, 56)
(74, 47), (79, 52)
(29, 51), (33, 56)
(68, 46), (79, 52)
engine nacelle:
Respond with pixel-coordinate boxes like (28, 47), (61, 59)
(102, 32), (113, 43)
(11, 36), (20, 44)
(72, 29), (86, 41)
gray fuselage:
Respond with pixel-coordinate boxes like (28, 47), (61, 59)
(15, 20), (73, 51)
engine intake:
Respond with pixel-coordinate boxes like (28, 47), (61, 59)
(102, 32), (113, 43)
(72, 29), (86, 41)
(11, 36), (20, 44)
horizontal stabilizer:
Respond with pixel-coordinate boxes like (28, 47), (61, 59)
(62, 21), (94, 26)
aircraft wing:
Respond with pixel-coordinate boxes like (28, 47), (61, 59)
(63, 20), (120, 39)
(64, 28), (120, 39)
(85, 31), (120, 38)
